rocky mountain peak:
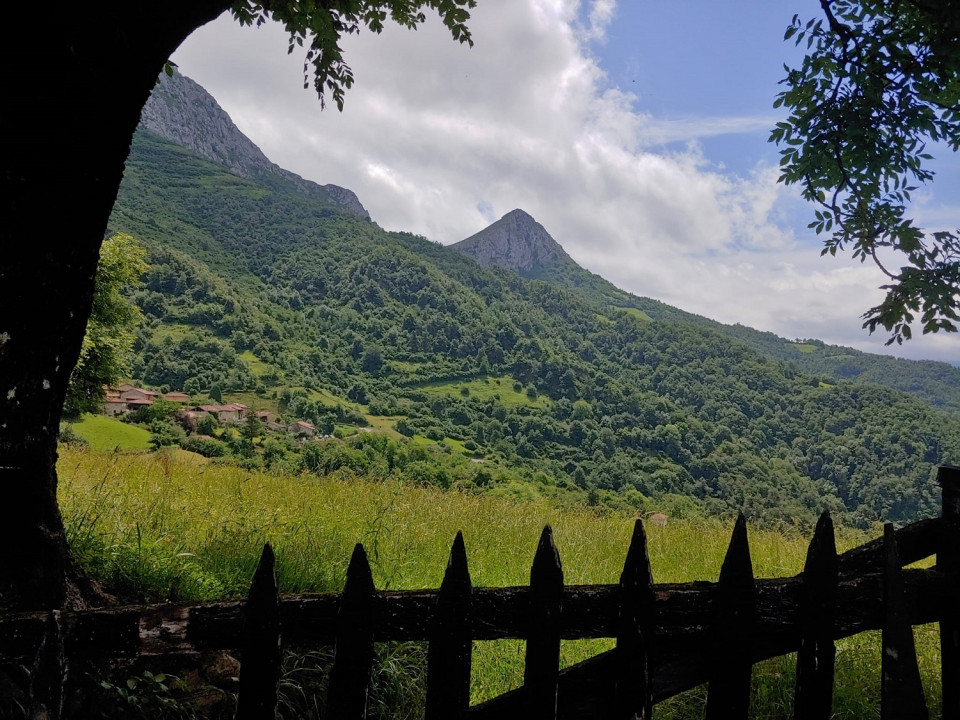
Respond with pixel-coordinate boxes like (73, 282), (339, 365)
(140, 70), (370, 220)
(452, 209), (575, 275)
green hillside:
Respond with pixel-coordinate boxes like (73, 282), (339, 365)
(106, 128), (960, 526)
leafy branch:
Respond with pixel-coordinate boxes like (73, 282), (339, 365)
(230, 0), (475, 110)
(770, 0), (960, 344)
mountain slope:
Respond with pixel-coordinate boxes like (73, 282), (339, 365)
(142, 70), (370, 219)
(453, 209), (579, 275)
(453, 209), (960, 413)
(102, 75), (960, 526)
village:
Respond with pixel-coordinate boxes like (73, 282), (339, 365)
(102, 383), (326, 440)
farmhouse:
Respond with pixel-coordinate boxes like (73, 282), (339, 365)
(102, 385), (162, 415)
(289, 420), (317, 438)
(256, 411), (285, 432)
(197, 403), (249, 424)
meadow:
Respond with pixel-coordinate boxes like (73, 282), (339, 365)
(56, 446), (943, 718)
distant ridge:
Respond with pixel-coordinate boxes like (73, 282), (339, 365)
(140, 70), (370, 220)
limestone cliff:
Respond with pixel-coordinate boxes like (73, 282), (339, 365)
(140, 70), (370, 220)
(451, 209), (576, 275)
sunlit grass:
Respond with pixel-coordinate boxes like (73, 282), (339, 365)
(56, 446), (942, 716)
(69, 414), (153, 452)
(414, 375), (551, 409)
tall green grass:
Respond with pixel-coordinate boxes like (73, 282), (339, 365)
(69, 414), (153, 452)
(56, 447), (943, 717)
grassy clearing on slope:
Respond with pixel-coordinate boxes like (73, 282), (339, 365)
(69, 414), (153, 452)
(613, 306), (653, 322)
(239, 350), (274, 378)
(56, 447), (940, 717)
(415, 375), (550, 409)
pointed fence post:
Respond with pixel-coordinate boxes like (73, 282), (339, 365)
(612, 519), (655, 720)
(425, 531), (473, 720)
(705, 513), (756, 720)
(939, 465), (960, 720)
(881, 523), (929, 720)
(326, 543), (377, 720)
(524, 525), (564, 720)
(793, 511), (838, 720)
(236, 543), (281, 720)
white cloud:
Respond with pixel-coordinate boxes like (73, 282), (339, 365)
(172, 0), (959, 364)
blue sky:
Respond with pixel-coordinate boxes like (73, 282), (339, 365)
(173, 0), (959, 364)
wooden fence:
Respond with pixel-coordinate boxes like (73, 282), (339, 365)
(2, 465), (959, 719)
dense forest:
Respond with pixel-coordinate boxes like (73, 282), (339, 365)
(104, 128), (960, 527)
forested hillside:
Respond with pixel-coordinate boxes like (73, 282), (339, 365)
(102, 122), (960, 528)
(452, 204), (960, 414)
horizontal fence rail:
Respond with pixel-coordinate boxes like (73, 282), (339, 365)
(2, 465), (958, 720)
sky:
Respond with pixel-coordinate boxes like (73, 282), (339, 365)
(172, 0), (960, 364)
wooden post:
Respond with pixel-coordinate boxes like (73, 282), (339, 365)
(524, 525), (564, 720)
(326, 543), (377, 720)
(939, 465), (960, 720)
(425, 531), (473, 720)
(236, 543), (281, 720)
(881, 523), (929, 720)
(793, 510), (838, 720)
(705, 512), (756, 720)
(612, 519), (655, 720)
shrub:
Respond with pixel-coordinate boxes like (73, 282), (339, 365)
(179, 436), (228, 458)
(59, 423), (89, 447)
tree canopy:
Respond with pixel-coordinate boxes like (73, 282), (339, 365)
(772, 0), (960, 344)
(229, 0), (475, 110)
(64, 233), (148, 417)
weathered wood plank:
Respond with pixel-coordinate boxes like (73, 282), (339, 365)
(705, 513), (755, 720)
(425, 532), (473, 720)
(524, 525), (563, 720)
(881, 523), (928, 720)
(793, 510), (838, 720)
(0, 570), (947, 658)
(236, 543), (281, 720)
(839, 517), (941, 576)
(325, 543), (376, 720)
(612, 519), (655, 720)
(939, 464), (960, 720)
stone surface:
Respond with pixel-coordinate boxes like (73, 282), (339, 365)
(140, 70), (370, 220)
(452, 209), (575, 274)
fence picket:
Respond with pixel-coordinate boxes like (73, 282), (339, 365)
(425, 531), (473, 720)
(881, 523), (929, 720)
(793, 510), (838, 720)
(524, 525), (564, 720)
(326, 543), (376, 720)
(705, 513), (756, 720)
(612, 519), (655, 720)
(939, 465), (960, 720)
(236, 543), (281, 720)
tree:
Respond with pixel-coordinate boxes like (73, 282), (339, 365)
(63, 233), (147, 417)
(772, 0), (960, 344)
(1, 0), (475, 620)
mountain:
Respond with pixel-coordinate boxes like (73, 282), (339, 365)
(453, 209), (579, 276)
(454, 208), (960, 414)
(100, 72), (960, 527)
(141, 70), (370, 219)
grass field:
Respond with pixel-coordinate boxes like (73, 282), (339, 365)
(613, 306), (653, 322)
(415, 375), (551, 409)
(69, 414), (153, 452)
(239, 350), (275, 378)
(55, 446), (943, 718)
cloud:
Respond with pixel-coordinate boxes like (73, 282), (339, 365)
(172, 0), (959, 363)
